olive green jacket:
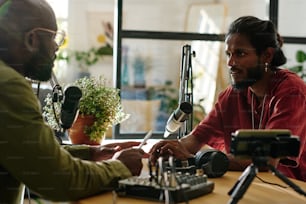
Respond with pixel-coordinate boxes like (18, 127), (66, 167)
(0, 61), (131, 204)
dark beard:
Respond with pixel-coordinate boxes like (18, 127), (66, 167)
(24, 46), (54, 82)
(232, 65), (264, 90)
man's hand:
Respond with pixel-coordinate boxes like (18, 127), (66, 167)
(90, 141), (141, 161)
(149, 140), (194, 164)
(112, 148), (145, 176)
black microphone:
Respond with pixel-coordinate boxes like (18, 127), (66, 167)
(60, 86), (82, 130)
(164, 101), (193, 138)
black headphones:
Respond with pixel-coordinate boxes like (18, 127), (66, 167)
(194, 149), (229, 178)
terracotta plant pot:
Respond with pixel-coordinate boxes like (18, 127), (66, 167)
(68, 115), (103, 145)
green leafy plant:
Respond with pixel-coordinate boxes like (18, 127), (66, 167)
(146, 80), (205, 130)
(57, 45), (113, 71)
(43, 76), (129, 141)
(288, 50), (306, 82)
(146, 80), (178, 114)
(42, 94), (62, 132)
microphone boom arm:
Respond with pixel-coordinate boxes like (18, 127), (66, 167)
(178, 45), (195, 138)
(163, 45), (195, 138)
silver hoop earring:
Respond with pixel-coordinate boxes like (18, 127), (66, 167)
(265, 62), (269, 72)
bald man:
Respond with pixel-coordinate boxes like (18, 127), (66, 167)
(0, 0), (144, 203)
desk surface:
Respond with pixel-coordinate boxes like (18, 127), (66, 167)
(75, 168), (306, 204)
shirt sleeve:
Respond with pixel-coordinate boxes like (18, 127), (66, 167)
(0, 75), (132, 201)
(62, 144), (92, 160)
(191, 90), (229, 151)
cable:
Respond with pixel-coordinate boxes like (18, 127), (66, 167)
(255, 175), (288, 189)
(235, 160), (306, 197)
(231, 159), (289, 189)
(112, 190), (117, 204)
(26, 187), (31, 204)
(269, 164), (306, 197)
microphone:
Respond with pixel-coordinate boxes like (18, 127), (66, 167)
(60, 86), (82, 130)
(164, 101), (193, 138)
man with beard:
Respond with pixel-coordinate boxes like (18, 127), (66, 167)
(0, 0), (145, 203)
(149, 16), (306, 181)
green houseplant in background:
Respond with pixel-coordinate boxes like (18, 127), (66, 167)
(146, 80), (206, 131)
(288, 50), (306, 82)
(57, 45), (113, 75)
(43, 76), (129, 145)
(57, 21), (113, 75)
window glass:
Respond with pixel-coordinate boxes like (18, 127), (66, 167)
(279, 0), (306, 37)
(122, 0), (268, 33)
(119, 39), (230, 135)
(120, 39), (182, 134)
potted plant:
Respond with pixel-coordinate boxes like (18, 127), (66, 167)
(42, 76), (129, 145)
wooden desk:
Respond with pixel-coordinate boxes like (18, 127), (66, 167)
(75, 168), (306, 204)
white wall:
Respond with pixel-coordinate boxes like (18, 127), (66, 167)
(66, 0), (114, 84)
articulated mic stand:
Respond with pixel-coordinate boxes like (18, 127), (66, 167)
(227, 157), (306, 204)
(177, 44), (195, 139)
